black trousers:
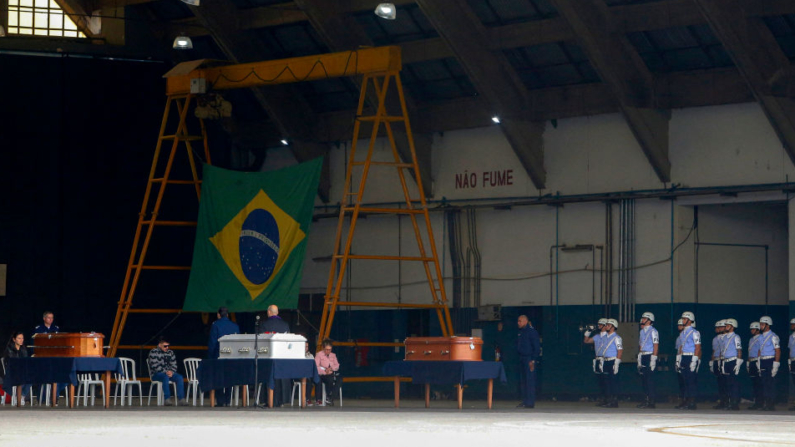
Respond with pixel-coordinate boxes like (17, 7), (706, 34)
(749, 360), (762, 403)
(721, 359), (739, 401)
(759, 358), (776, 402)
(603, 359), (618, 399)
(639, 354), (655, 401)
(678, 356), (698, 398)
(320, 372), (340, 402)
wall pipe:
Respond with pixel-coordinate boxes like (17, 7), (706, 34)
(556, 205), (560, 334)
(670, 200), (674, 327)
(693, 242), (769, 312)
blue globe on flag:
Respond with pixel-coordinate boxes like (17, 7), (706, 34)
(239, 208), (280, 285)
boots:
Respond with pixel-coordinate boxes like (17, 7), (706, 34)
(762, 399), (776, 411)
(683, 398), (697, 410)
(712, 399), (725, 409)
(726, 399), (739, 411)
(674, 398), (686, 409)
(603, 397), (618, 408)
(748, 400), (763, 410)
(637, 398), (655, 409)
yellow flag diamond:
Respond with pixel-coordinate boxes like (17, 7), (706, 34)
(210, 190), (306, 300)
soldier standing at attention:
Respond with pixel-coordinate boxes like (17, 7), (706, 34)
(636, 312), (658, 409)
(757, 316), (780, 411)
(710, 320), (727, 409)
(788, 318), (795, 411)
(674, 319), (685, 408)
(747, 322), (763, 410)
(675, 311), (700, 410)
(583, 318), (608, 406)
(719, 319), (742, 410)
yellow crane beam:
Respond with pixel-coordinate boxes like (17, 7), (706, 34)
(166, 46), (402, 96)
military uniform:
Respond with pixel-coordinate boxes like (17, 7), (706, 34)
(591, 326), (608, 405)
(516, 323), (540, 408)
(788, 323), (795, 411)
(747, 325), (762, 409)
(208, 316), (240, 406)
(675, 328), (685, 403)
(758, 327), (780, 411)
(637, 322), (658, 408)
(719, 329), (742, 410)
(710, 322), (726, 409)
(676, 318), (700, 410)
(599, 320), (622, 408)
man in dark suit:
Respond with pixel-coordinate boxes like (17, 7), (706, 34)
(260, 304), (290, 406)
(516, 315), (541, 408)
(208, 307), (239, 406)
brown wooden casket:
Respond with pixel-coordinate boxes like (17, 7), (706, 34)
(404, 336), (483, 361)
(32, 333), (105, 357)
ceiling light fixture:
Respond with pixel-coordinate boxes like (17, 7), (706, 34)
(0, 25), (6, 37)
(491, 116), (500, 124)
(374, 3), (396, 20)
(280, 139), (289, 146)
(172, 34), (193, 50)
(180, 0), (200, 6)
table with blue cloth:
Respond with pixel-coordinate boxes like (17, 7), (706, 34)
(5, 357), (123, 408)
(383, 360), (506, 409)
(198, 358), (319, 408)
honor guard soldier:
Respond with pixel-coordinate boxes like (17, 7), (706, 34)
(675, 319), (686, 406)
(584, 318), (608, 405)
(758, 316), (781, 411)
(747, 322), (763, 409)
(789, 318), (795, 411)
(719, 319), (742, 410)
(710, 320), (727, 409)
(675, 311), (700, 410)
(600, 319), (623, 408)
(636, 312), (659, 409)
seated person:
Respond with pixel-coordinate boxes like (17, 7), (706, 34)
(299, 338), (316, 406)
(314, 339), (340, 406)
(3, 331), (33, 405)
(147, 337), (188, 406)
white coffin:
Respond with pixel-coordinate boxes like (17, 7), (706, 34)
(218, 333), (307, 359)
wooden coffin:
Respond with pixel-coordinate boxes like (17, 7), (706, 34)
(32, 332), (105, 357)
(404, 336), (483, 361)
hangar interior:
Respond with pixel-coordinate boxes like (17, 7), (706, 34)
(2, 0), (795, 404)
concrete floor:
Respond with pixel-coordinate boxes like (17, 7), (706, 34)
(1, 400), (794, 446)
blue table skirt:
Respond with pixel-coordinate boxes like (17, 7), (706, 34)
(382, 361), (507, 385)
(198, 359), (320, 391)
(5, 357), (123, 387)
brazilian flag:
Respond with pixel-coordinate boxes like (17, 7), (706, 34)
(183, 158), (322, 312)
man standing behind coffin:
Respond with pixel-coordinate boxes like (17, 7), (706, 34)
(208, 307), (239, 406)
(260, 305), (290, 407)
(32, 311), (67, 403)
(516, 315), (540, 408)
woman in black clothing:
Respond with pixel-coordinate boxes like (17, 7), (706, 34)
(3, 331), (32, 403)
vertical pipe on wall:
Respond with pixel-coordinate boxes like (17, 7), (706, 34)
(630, 199), (636, 321)
(605, 202), (613, 318)
(765, 246), (769, 314)
(670, 200), (674, 325)
(694, 206), (699, 305)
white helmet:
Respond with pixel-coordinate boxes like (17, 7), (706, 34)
(641, 312), (655, 322)
(681, 311), (695, 322)
(750, 322), (761, 330)
(760, 316), (773, 326)
(725, 318), (738, 328)
(715, 320), (725, 327)
(692, 322), (696, 328)
(607, 319), (618, 329)
(677, 319), (684, 325)
(790, 318), (795, 325)
(598, 318), (608, 325)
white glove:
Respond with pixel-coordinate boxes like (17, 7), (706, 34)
(696, 358), (701, 372)
(584, 330), (592, 338)
(708, 360), (714, 370)
(650, 355), (657, 371)
(637, 354), (642, 372)
(689, 358), (698, 372)
(789, 359), (792, 372)
(746, 361), (750, 373)
(772, 361), (780, 377)
(734, 359), (743, 375)
(676, 354), (682, 370)
(613, 359), (621, 375)
(592, 359), (597, 373)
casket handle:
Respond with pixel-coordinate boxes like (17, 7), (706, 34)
(239, 347), (250, 353)
(423, 350), (433, 355)
(220, 347), (232, 354)
(441, 350), (450, 355)
(407, 350), (415, 355)
(257, 347), (269, 354)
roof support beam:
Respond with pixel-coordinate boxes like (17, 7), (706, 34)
(186, 1), (331, 202)
(549, 0), (671, 183)
(293, 0), (433, 198)
(695, 0), (795, 167)
(416, 0), (546, 189)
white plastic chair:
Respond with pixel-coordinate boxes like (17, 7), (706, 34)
(290, 381), (302, 407)
(38, 384), (65, 406)
(183, 358), (204, 407)
(321, 381), (342, 407)
(1, 360), (38, 406)
(114, 357), (143, 406)
(76, 373), (106, 407)
(146, 358), (177, 406)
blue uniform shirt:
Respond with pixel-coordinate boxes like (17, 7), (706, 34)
(788, 333), (795, 359)
(599, 332), (623, 358)
(748, 334), (761, 359)
(721, 332), (741, 358)
(593, 331), (606, 357)
(517, 325), (540, 360)
(678, 326), (701, 354)
(639, 326), (659, 353)
(712, 334), (723, 359)
(759, 330), (780, 357)
(208, 317), (240, 359)
(33, 324), (59, 335)
(675, 333), (682, 351)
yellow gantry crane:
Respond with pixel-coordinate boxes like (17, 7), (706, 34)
(108, 46), (453, 358)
